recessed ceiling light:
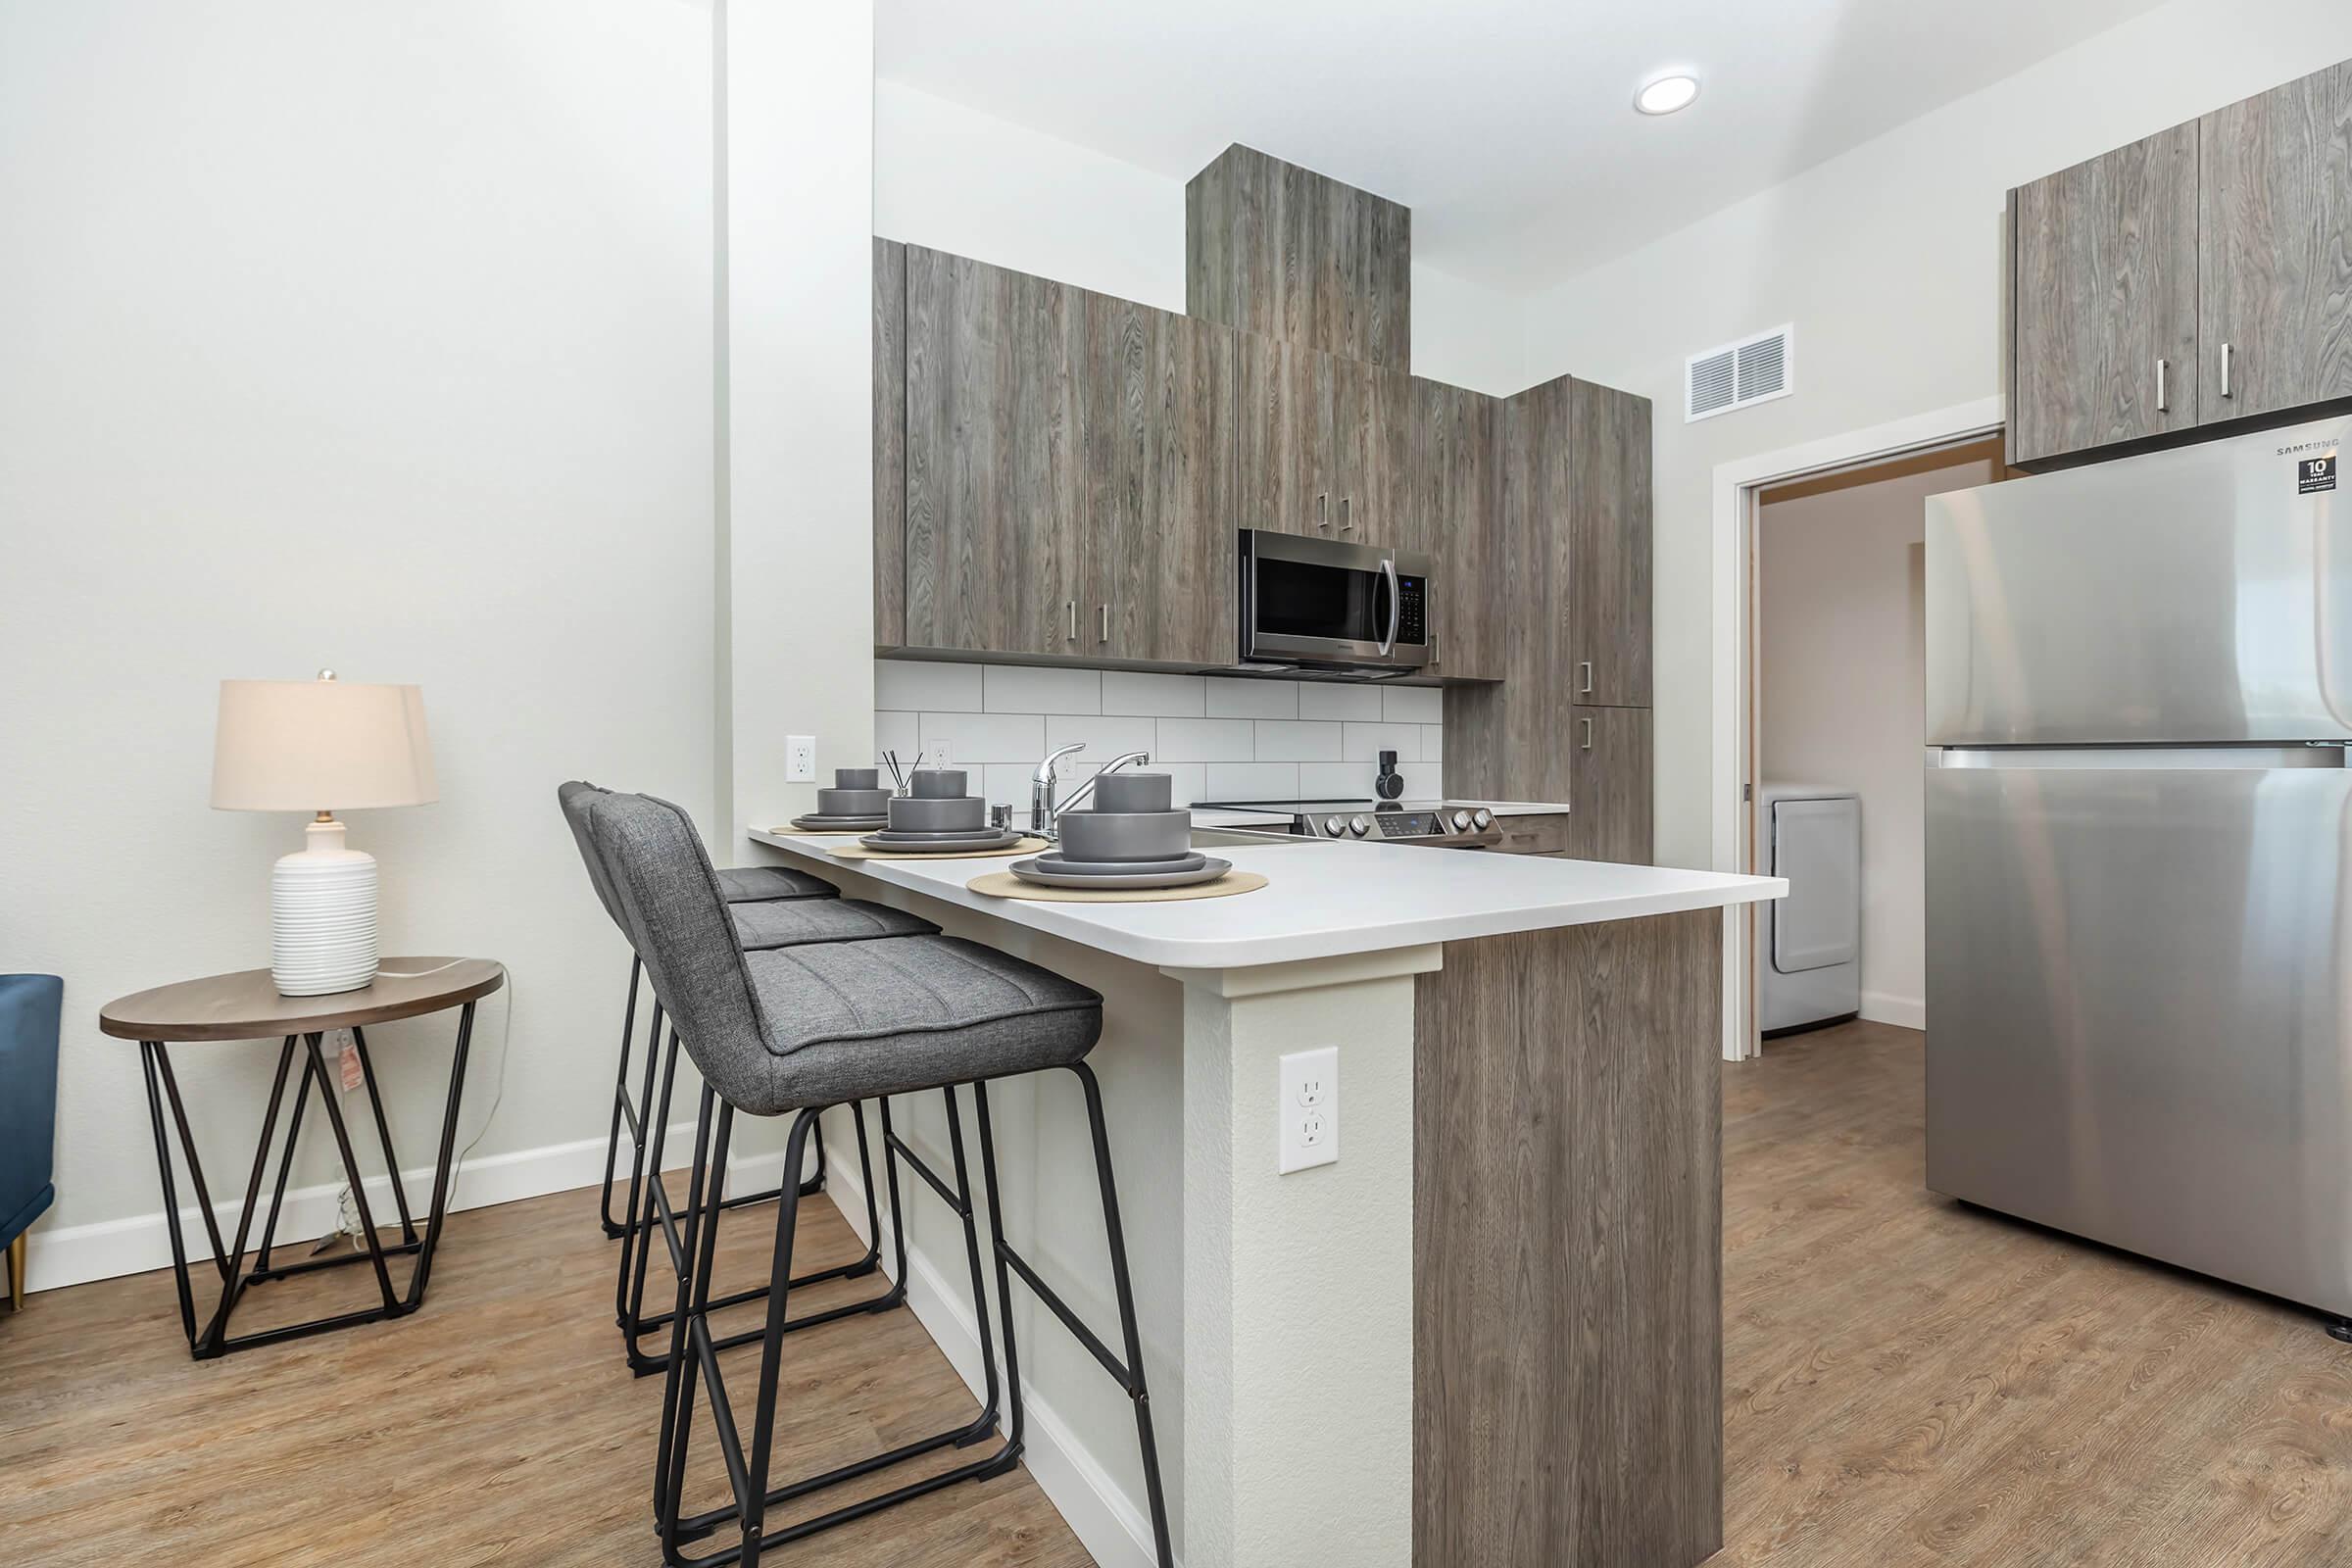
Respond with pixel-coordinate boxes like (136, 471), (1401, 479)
(1636, 74), (1700, 116)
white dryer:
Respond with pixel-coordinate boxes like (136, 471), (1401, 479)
(1759, 782), (1861, 1036)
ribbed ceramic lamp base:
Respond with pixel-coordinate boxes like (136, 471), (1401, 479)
(270, 819), (379, 997)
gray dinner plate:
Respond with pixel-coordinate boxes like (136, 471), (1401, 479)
(1008, 856), (1232, 890)
(1030, 851), (1207, 877)
(859, 828), (1021, 853)
(790, 813), (888, 831)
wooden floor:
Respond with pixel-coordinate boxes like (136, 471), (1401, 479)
(1713, 1020), (2352, 1566)
(9, 1022), (2352, 1566)
(0, 1178), (1091, 1566)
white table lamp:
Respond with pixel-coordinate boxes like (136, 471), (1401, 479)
(212, 671), (437, 997)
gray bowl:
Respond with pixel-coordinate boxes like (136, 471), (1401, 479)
(909, 768), (967, 800)
(1055, 808), (1190, 863)
(817, 787), (892, 816)
(833, 767), (880, 791)
(887, 794), (986, 833)
(1090, 771), (1173, 813)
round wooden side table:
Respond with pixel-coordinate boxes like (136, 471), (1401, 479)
(99, 956), (504, 1359)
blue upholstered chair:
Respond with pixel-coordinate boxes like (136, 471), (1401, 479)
(1, 974), (64, 1312)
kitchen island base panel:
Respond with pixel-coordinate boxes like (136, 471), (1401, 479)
(1172, 949), (1436, 1568)
(1414, 909), (1724, 1568)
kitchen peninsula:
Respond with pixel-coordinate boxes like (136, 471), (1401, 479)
(750, 824), (1782, 1568)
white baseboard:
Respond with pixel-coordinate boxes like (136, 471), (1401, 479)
(823, 1136), (1172, 1568)
(24, 1119), (713, 1297)
(1860, 991), (1926, 1031)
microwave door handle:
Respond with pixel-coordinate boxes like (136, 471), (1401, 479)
(1378, 558), (1399, 656)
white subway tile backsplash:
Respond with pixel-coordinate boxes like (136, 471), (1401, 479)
(873, 710), (918, 770)
(1203, 678), (1298, 719)
(1155, 717), (1256, 761)
(1046, 713), (1158, 760)
(1251, 719), (1343, 761)
(1102, 670), (1205, 717)
(1342, 722), (1423, 762)
(1382, 685), (1442, 724)
(984, 663), (1101, 715)
(1298, 760), (1383, 798)
(1297, 684), (1383, 721)
(877, 660), (983, 712)
(873, 661), (1444, 808)
(917, 710), (1044, 765)
(1205, 761), (1299, 799)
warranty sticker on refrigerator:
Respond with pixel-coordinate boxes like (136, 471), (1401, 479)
(2300, 454), (2338, 495)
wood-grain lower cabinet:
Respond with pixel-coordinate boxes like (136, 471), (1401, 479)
(1565, 706), (1652, 864)
(2198, 58), (2352, 422)
(2009, 122), (2202, 466)
(1409, 378), (1499, 679)
(1568, 378), (1652, 707)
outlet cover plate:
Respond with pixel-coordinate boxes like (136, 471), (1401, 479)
(1279, 1046), (1338, 1174)
(786, 735), (816, 782)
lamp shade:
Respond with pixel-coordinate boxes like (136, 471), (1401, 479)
(211, 677), (437, 812)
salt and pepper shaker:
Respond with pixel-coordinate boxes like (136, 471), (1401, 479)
(991, 805), (1013, 832)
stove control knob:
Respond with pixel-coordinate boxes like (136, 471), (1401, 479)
(1324, 815), (1346, 837)
(1349, 815), (1371, 837)
(1472, 808), (1494, 830)
(1451, 808), (1473, 832)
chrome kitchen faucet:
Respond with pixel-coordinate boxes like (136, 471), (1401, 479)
(1029, 745), (1151, 839)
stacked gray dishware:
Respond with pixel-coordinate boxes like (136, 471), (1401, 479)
(1013, 772), (1231, 888)
(789, 767), (894, 831)
(859, 768), (1021, 852)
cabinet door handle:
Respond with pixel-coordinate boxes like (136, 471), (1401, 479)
(1317, 492), (1330, 532)
(1580, 716), (1594, 751)
(1066, 600), (1077, 641)
(1340, 496), (1354, 534)
(2156, 357), (2169, 414)
(2222, 342), (2234, 400)
(1099, 604), (1109, 644)
(1579, 660), (1594, 695)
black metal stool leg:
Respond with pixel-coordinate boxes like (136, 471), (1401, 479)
(601, 956), (645, 1238)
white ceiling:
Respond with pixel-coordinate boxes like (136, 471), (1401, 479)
(876, 0), (2168, 293)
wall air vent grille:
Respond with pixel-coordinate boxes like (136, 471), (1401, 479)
(1686, 322), (1794, 422)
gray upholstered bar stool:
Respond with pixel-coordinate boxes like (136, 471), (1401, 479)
(584, 789), (1170, 1568)
(560, 781), (938, 1375)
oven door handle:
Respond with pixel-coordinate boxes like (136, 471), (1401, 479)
(1378, 557), (1399, 657)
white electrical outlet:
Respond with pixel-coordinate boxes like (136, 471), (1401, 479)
(1278, 1046), (1339, 1173)
(786, 735), (816, 782)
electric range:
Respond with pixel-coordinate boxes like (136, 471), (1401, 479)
(1190, 798), (1502, 848)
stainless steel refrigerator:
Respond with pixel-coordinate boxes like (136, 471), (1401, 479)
(1925, 414), (2351, 1326)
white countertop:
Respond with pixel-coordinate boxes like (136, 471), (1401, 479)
(748, 825), (1783, 970)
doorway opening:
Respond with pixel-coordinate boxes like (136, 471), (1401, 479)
(1708, 397), (2006, 1061)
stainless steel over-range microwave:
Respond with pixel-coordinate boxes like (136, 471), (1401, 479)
(1236, 528), (1431, 675)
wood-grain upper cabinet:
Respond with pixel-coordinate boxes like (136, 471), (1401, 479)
(874, 238), (907, 649)
(1568, 378), (1652, 708)
(1088, 296), (1239, 665)
(1187, 143), (1411, 372)
(2198, 59), (2352, 422)
(1235, 333), (1411, 546)
(1565, 706), (1653, 864)
(2009, 123), (2202, 466)
(1410, 378), (1500, 680)
(905, 247), (1085, 656)
(904, 246), (1234, 662)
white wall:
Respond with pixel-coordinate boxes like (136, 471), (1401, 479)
(874, 79), (1527, 397)
(1758, 454), (1998, 1027)
(0, 0), (718, 1270)
(1519, 0), (2352, 870)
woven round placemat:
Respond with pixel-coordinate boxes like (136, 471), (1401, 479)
(827, 836), (1051, 861)
(965, 868), (1270, 903)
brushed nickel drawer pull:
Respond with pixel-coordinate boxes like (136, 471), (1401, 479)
(1340, 496), (1354, 533)
(1579, 660), (1594, 695)
(2156, 357), (2169, 414)
(1066, 600), (1077, 640)
(1581, 716), (1594, 751)
(2222, 342), (2234, 399)
(1100, 604), (1109, 644)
